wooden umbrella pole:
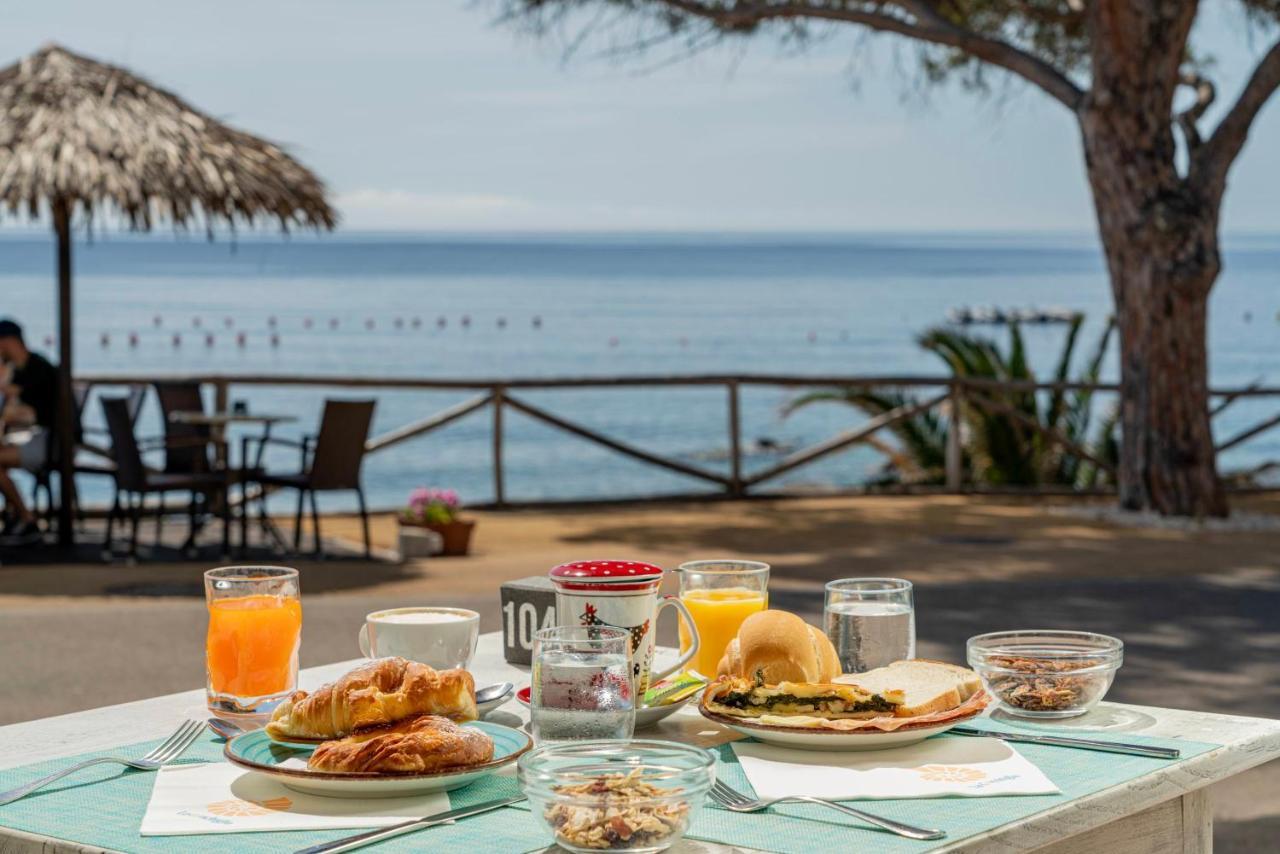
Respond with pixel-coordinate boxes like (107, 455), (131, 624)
(52, 197), (75, 546)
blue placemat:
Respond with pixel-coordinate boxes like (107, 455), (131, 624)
(0, 721), (1217, 853)
(0, 734), (542, 853)
(681, 721), (1219, 854)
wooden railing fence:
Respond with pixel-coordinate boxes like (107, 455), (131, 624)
(78, 373), (1280, 505)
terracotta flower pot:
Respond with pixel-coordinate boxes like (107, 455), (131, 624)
(402, 519), (475, 556)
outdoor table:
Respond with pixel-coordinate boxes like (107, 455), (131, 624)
(1, 632), (1277, 853)
(168, 411), (299, 553)
(166, 411), (298, 471)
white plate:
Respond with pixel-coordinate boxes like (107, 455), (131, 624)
(224, 721), (530, 798)
(698, 704), (986, 751)
(515, 686), (694, 729)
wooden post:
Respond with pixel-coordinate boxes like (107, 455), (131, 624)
(214, 378), (229, 414)
(945, 382), (964, 493)
(213, 379), (230, 469)
(492, 386), (506, 507)
(52, 199), (76, 546)
(727, 381), (743, 496)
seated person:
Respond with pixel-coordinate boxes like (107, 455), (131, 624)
(0, 319), (61, 544)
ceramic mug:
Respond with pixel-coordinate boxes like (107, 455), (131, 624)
(548, 559), (699, 696)
(357, 606), (480, 670)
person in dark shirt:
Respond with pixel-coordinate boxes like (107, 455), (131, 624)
(0, 319), (60, 543)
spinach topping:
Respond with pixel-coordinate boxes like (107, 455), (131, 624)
(717, 690), (896, 714)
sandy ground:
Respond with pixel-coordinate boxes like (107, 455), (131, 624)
(1, 493), (1278, 849)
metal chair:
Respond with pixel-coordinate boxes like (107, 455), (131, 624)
(154, 381), (214, 475)
(100, 396), (229, 561)
(248, 399), (375, 558)
(30, 382), (146, 533)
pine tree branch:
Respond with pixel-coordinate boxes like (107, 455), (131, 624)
(653, 1), (1085, 109)
(1193, 38), (1280, 194)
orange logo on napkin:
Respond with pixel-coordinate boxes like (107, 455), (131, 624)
(206, 796), (293, 816)
(916, 765), (987, 783)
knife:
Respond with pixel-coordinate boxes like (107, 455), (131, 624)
(293, 796), (526, 854)
(948, 725), (1181, 759)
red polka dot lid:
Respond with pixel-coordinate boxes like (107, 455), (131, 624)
(549, 559), (664, 585)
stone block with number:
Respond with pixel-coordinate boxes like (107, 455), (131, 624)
(499, 576), (558, 664)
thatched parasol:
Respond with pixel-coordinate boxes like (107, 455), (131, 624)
(0, 43), (337, 544)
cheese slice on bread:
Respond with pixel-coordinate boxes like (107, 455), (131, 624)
(834, 659), (981, 718)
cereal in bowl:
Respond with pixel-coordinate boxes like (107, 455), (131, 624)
(544, 769), (690, 851)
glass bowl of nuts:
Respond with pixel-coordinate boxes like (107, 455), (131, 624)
(967, 630), (1123, 719)
(517, 739), (715, 853)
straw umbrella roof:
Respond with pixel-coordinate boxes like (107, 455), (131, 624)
(0, 43), (336, 229)
(0, 42), (337, 547)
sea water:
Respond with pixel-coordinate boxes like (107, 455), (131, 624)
(531, 649), (635, 743)
(824, 601), (916, 673)
(4, 232), (1277, 508)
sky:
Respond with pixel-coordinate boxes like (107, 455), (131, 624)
(1, 1), (1277, 233)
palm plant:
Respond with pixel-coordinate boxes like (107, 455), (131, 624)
(786, 316), (1118, 488)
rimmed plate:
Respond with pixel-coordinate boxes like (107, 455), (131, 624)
(224, 720), (530, 798)
(698, 702), (988, 751)
(515, 687), (693, 729)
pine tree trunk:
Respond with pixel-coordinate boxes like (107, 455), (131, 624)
(1080, 111), (1228, 518)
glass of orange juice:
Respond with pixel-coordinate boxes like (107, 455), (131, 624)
(674, 560), (769, 678)
(205, 566), (301, 721)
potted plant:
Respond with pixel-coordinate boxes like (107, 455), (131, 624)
(399, 487), (475, 556)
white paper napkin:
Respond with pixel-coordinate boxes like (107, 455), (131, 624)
(731, 736), (1059, 800)
(140, 763), (451, 836)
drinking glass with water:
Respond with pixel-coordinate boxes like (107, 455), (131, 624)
(824, 578), (916, 673)
(531, 626), (635, 743)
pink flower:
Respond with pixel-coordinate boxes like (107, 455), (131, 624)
(403, 486), (462, 522)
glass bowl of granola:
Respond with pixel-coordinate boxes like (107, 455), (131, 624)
(967, 630), (1123, 719)
(517, 739), (714, 853)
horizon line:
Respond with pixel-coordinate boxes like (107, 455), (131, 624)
(0, 226), (1277, 242)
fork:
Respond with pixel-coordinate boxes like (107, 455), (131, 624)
(0, 719), (205, 805)
(707, 780), (946, 841)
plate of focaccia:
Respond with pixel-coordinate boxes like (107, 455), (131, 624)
(225, 657), (531, 796)
(697, 610), (990, 750)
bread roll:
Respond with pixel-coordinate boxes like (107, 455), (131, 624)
(716, 610), (840, 684)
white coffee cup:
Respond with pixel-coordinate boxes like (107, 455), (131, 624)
(357, 607), (480, 670)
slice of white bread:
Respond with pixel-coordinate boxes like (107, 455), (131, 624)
(833, 659), (981, 718)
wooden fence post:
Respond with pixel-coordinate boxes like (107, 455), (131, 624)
(213, 378), (230, 470)
(727, 381), (743, 496)
(492, 386), (506, 507)
(946, 382), (964, 492)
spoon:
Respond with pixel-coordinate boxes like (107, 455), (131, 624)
(475, 682), (514, 716)
(206, 718), (245, 740)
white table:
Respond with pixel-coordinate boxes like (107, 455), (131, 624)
(1, 632), (1277, 853)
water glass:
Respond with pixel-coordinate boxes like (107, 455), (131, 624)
(675, 560), (769, 678)
(531, 626), (635, 744)
(205, 566), (301, 721)
(824, 578), (915, 674)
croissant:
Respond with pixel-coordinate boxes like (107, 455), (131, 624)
(265, 657), (477, 741)
(307, 714), (494, 774)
